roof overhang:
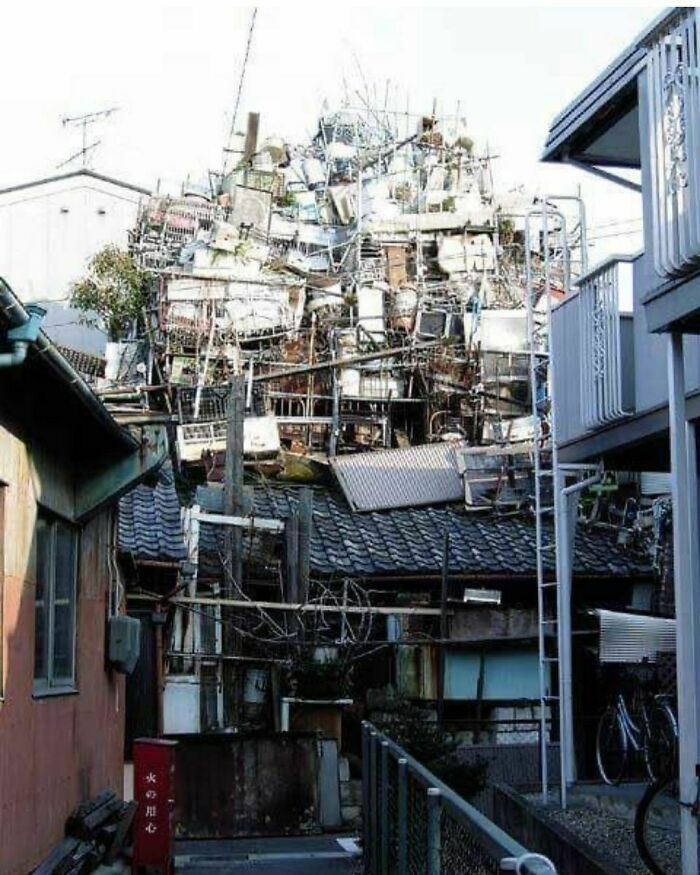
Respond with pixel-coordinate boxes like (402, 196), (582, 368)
(542, 8), (679, 170)
(0, 277), (169, 520)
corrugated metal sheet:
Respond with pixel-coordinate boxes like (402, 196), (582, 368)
(595, 609), (676, 664)
(329, 441), (465, 512)
(641, 472), (672, 496)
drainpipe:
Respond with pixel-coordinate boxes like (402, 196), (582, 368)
(0, 304), (46, 368)
(556, 462), (602, 800)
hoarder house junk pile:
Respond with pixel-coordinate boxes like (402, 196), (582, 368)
(122, 108), (571, 475)
(117, 106), (637, 771)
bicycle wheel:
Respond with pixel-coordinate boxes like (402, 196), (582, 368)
(634, 775), (682, 875)
(596, 706), (628, 785)
(644, 705), (678, 782)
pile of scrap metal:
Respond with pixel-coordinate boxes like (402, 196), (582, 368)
(33, 792), (136, 875)
(115, 106), (570, 486)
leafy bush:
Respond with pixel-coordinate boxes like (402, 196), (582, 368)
(377, 699), (487, 801)
(289, 656), (353, 699)
(71, 245), (152, 340)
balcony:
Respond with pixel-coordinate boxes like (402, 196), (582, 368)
(578, 256), (635, 429)
(552, 249), (700, 464)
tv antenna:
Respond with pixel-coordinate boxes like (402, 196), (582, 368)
(222, 8), (258, 176)
(57, 107), (119, 170)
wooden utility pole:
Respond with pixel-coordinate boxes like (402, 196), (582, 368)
(437, 528), (449, 727)
(298, 489), (312, 606)
(222, 375), (246, 727)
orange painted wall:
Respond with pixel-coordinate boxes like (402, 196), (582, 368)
(0, 426), (125, 875)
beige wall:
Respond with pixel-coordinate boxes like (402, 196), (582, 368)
(0, 424), (125, 875)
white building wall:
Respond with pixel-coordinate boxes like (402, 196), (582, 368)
(0, 171), (148, 354)
(0, 173), (145, 303)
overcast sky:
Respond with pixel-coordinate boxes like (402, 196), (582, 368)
(1, 3), (665, 259)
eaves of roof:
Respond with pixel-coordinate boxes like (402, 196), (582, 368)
(0, 168), (150, 198)
(541, 7), (678, 165)
(0, 276), (137, 454)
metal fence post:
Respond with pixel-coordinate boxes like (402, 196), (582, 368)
(427, 787), (441, 875)
(380, 741), (389, 875)
(397, 758), (408, 875)
(370, 730), (379, 875)
(362, 723), (371, 874)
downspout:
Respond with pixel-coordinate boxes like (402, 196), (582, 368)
(556, 462), (603, 798)
(0, 304), (45, 368)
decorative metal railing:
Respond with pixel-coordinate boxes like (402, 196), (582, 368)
(646, 8), (700, 278)
(578, 256), (635, 429)
(361, 723), (558, 875)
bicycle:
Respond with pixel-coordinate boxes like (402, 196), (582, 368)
(596, 689), (677, 785)
(634, 771), (699, 875)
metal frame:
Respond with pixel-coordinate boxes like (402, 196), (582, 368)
(667, 332), (700, 875)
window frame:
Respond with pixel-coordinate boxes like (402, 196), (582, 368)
(33, 508), (79, 697)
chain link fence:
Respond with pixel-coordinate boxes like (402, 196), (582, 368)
(362, 722), (558, 875)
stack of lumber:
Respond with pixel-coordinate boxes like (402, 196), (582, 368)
(34, 792), (136, 874)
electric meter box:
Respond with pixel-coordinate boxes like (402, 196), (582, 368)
(108, 615), (141, 674)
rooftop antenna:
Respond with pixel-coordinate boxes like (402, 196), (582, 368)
(57, 107), (119, 170)
(222, 7), (258, 177)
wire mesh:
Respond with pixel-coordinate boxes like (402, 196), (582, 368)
(364, 724), (557, 875)
(405, 774), (428, 875)
(440, 802), (502, 875)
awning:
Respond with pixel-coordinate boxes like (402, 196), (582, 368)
(594, 608), (676, 664)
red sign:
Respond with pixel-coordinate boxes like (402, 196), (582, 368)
(133, 738), (178, 874)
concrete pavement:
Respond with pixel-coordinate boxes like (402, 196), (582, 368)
(176, 835), (361, 875)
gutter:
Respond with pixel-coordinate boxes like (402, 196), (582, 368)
(0, 277), (137, 453)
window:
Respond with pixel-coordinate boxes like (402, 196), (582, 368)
(34, 511), (78, 693)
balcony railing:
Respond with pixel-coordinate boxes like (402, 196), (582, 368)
(578, 256), (635, 429)
(647, 7), (700, 279)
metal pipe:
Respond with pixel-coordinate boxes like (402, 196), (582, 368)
(397, 758), (408, 875)
(380, 741), (389, 875)
(667, 332), (700, 875)
(426, 788), (441, 875)
(556, 463), (602, 798)
(362, 723), (371, 875)
(253, 340), (440, 383)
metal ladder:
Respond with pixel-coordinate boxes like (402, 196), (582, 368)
(525, 199), (587, 805)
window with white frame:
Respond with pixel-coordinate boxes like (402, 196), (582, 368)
(34, 510), (78, 693)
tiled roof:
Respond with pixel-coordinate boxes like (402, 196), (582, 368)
(119, 463), (187, 562)
(195, 484), (650, 581)
(329, 442), (465, 511)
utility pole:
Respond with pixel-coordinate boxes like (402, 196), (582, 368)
(297, 489), (312, 606)
(437, 528), (449, 727)
(223, 375), (245, 727)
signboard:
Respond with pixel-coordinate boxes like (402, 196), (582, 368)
(133, 738), (178, 873)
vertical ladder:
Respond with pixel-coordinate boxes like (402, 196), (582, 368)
(525, 203), (570, 805)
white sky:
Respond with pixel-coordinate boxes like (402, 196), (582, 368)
(1, 2), (666, 261)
